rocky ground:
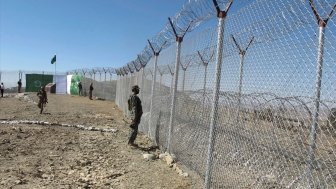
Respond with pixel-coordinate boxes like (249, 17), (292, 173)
(0, 93), (202, 189)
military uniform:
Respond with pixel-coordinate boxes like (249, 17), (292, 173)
(18, 79), (22, 93)
(78, 82), (83, 96)
(89, 83), (94, 100)
(0, 83), (4, 97)
(128, 86), (143, 145)
(37, 88), (48, 114)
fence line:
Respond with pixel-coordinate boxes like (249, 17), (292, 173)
(116, 0), (336, 188)
(2, 0), (334, 188)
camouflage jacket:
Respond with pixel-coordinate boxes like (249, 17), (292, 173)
(37, 90), (47, 103)
(128, 94), (143, 119)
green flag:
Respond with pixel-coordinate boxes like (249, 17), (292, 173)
(51, 55), (56, 64)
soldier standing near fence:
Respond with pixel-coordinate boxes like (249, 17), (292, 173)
(127, 85), (143, 147)
(89, 83), (94, 100)
(37, 86), (48, 114)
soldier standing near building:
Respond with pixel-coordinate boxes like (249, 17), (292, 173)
(127, 85), (143, 147)
(78, 82), (83, 96)
(17, 79), (22, 93)
(37, 86), (48, 114)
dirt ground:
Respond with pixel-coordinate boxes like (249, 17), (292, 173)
(0, 93), (200, 189)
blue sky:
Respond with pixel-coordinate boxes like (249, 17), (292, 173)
(0, 0), (185, 73)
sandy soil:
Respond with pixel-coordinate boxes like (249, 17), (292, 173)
(0, 93), (197, 189)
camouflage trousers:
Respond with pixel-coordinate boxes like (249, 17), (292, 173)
(38, 100), (46, 114)
(89, 90), (93, 100)
(128, 116), (141, 144)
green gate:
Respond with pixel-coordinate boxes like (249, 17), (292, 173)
(25, 74), (53, 92)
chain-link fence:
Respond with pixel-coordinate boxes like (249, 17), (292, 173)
(116, 0), (336, 188)
(68, 68), (117, 101)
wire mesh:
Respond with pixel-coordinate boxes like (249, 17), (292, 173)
(115, 0), (336, 188)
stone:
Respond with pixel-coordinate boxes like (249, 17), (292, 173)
(158, 153), (167, 159)
(165, 155), (175, 165)
(181, 173), (189, 177)
(42, 174), (49, 179)
(15, 180), (23, 184)
(175, 166), (183, 175)
(143, 154), (156, 161)
(0, 180), (7, 185)
(170, 154), (177, 162)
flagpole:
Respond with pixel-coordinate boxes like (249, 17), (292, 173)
(51, 55), (57, 89)
(55, 54), (57, 94)
(54, 56), (56, 83)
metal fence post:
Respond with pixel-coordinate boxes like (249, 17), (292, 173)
(231, 35), (253, 119)
(135, 66), (139, 85)
(204, 16), (225, 189)
(140, 67), (145, 100)
(148, 39), (166, 143)
(236, 53), (245, 113)
(167, 37), (182, 153)
(104, 71), (107, 99)
(167, 17), (192, 153)
(307, 23), (326, 188)
(159, 72), (163, 93)
(168, 65), (174, 95)
(182, 69), (186, 92)
(197, 50), (211, 112)
(149, 55), (159, 139)
(203, 65), (208, 106)
(117, 74), (120, 105)
(204, 1), (232, 188)
(306, 2), (334, 186)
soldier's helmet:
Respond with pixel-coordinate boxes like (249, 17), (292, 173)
(131, 85), (140, 92)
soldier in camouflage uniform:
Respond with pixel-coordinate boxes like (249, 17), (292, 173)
(127, 85), (143, 146)
(78, 82), (83, 96)
(0, 82), (4, 97)
(89, 83), (94, 100)
(37, 86), (48, 114)
(17, 79), (22, 93)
